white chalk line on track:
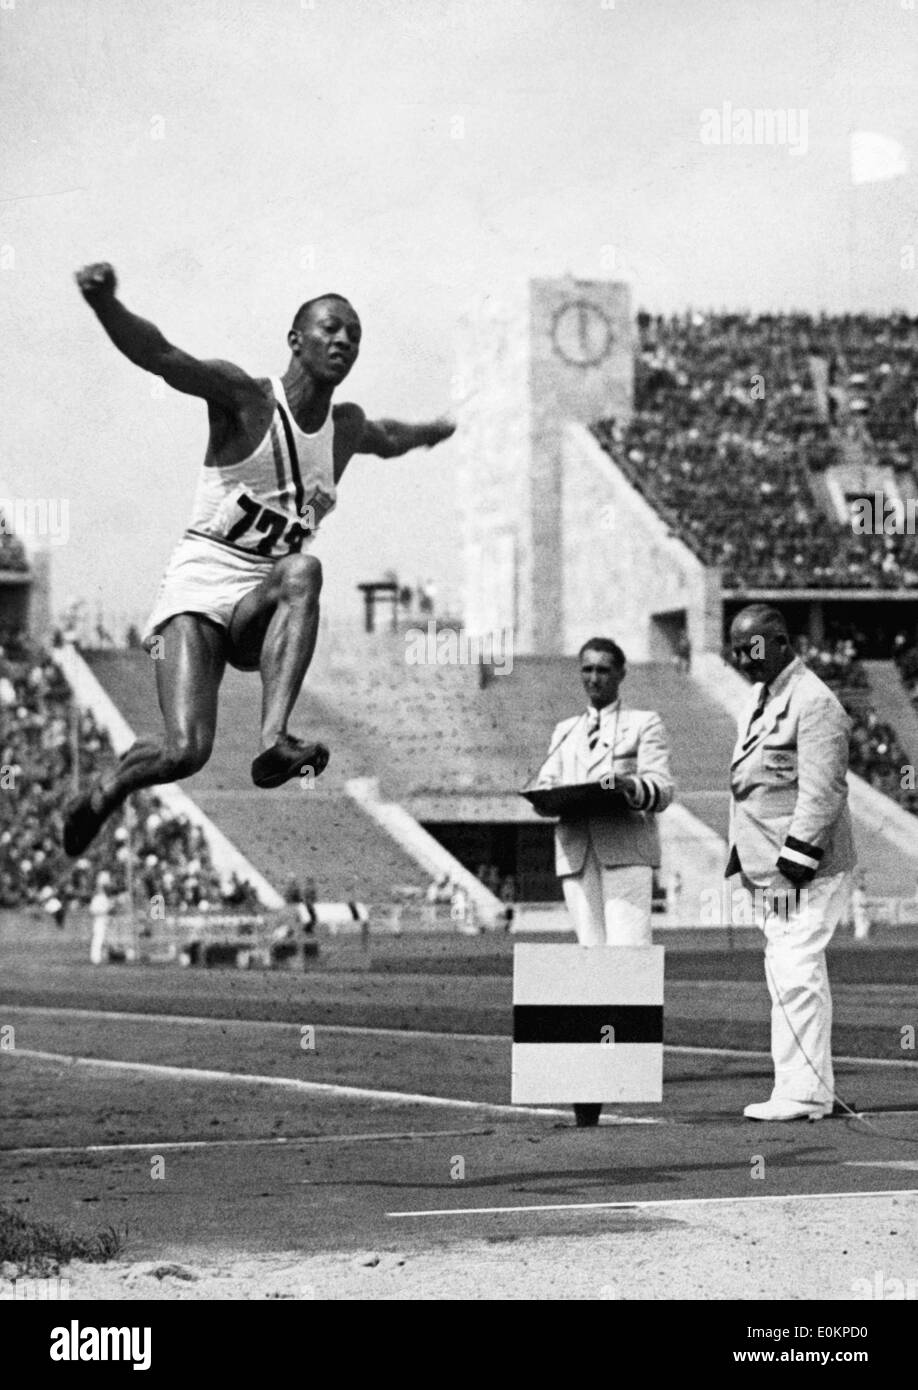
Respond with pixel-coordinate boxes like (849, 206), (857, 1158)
(1, 1128), (496, 1157)
(0, 1005), (505, 1043)
(1, 1048), (662, 1124)
(666, 1044), (918, 1071)
(2, 1005), (916, 1069)
(847, 1160), (918, 1171)
(386, 1189), (918, 1219)
(4, 1043), (912, 1145)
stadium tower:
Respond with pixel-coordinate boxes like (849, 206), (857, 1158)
(455, 282), (918, 904)
(457, 278), (633, 655)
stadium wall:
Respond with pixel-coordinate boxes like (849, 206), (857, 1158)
(27, 545), (51, 640)
(560, 422), (722, 661)
(456, 284), (532, 647)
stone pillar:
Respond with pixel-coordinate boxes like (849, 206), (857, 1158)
(27, 545), (52, 641)
(457, 278), (633, 655)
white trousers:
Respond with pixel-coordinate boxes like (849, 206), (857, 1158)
(739, 870), (852, 1107)
(89, 914), (109, 965)
(850, 885), (871, 941)
(561, 849), (653, 946)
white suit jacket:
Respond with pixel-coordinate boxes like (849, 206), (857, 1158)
(726, 657), (857, 887)
(537, 701), (675, 877)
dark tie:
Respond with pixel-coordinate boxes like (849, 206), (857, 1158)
(743, 684), (770, 747)
(587, 709), (601, 752)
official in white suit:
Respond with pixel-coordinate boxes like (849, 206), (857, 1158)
(727, 605), (856, 1123)
(535, 638), (675, 1125)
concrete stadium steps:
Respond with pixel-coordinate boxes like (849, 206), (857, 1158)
(82, 650), (429, 902)
(312, 643), (917, 898)
(86, 643), (736, 818)
(188, 788), (425, 902)
(84, 648), (738, 813)
(83, 647), (736, 900)
(845, 818), (918, 899)
(83, 650), (381, 796)
(305, 640), (545, 798)
(862, 659), (918, 767)
(85, 644), (918, 900)
(307, 646), (737, 828)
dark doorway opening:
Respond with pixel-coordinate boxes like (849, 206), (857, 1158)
(421, 821), (562, 902)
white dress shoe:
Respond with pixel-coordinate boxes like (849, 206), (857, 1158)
(743, 1099), (830, 1121)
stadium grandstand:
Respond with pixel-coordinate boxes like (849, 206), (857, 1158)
(0, 626), (262, 923)
(7, 286), (918, 941)
(0, 506), (266, 953)
(594, 312), (918, 590)
(589, 308), (918, 819)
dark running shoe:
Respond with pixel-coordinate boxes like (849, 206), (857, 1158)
(63, 788), (111, 857)
(251, 735), (330, 790)
(573, 1104), (602, 1128)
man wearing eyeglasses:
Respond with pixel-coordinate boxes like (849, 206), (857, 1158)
(727, 604), (856, 1123)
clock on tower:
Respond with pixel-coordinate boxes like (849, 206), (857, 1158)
(550, 299), (614, 367)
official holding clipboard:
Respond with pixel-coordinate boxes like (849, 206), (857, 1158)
(530, 637), (675, 944)
(525, 638), (674, 1124)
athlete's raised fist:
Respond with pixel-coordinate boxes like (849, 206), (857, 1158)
(75, 262), (117, 303)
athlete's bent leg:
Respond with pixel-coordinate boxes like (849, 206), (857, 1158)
(226, 553), (329, 789)
(63, 615), (225, 855)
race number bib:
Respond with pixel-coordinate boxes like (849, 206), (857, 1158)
(203, 485), (332, 558)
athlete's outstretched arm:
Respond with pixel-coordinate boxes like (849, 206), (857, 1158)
(361, 416), (456, 457)
(333, 403), (455, 461)
(75, 262), (262, 409)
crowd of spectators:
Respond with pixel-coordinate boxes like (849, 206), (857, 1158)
(795, 633), (867, 690)
(814, 314), (918, 470)
(0, 628), (258, 920)
(793, 632), (918, 816)
(593, 311), (918, 590)
(893, 628), (918, 759)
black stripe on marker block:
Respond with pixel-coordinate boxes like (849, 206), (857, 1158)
(275, 400), (307, 518)
(513, 1005), (663, 1044)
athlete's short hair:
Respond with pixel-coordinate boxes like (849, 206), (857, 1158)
(291, 294), (355, 332)
(579, 636), (626, 667)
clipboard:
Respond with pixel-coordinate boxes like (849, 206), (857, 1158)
(520, 779), (631, 820)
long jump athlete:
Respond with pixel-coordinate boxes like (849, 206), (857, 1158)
(64, 264), (455, 855)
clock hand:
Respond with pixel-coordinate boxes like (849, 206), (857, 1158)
(577, 303), (589, 353)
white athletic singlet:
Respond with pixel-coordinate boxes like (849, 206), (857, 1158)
(186, 376), (337, 561)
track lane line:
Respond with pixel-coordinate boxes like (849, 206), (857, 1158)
(387, 1189), (918, 1219)
(1, 1006), (915, 1068)
(1, 1047), (662, 1123)
(0, 1128), (496, 1157)
(0, 1005), (505, 1043)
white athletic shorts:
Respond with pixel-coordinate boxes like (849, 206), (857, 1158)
(142, 535), (276, 660)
